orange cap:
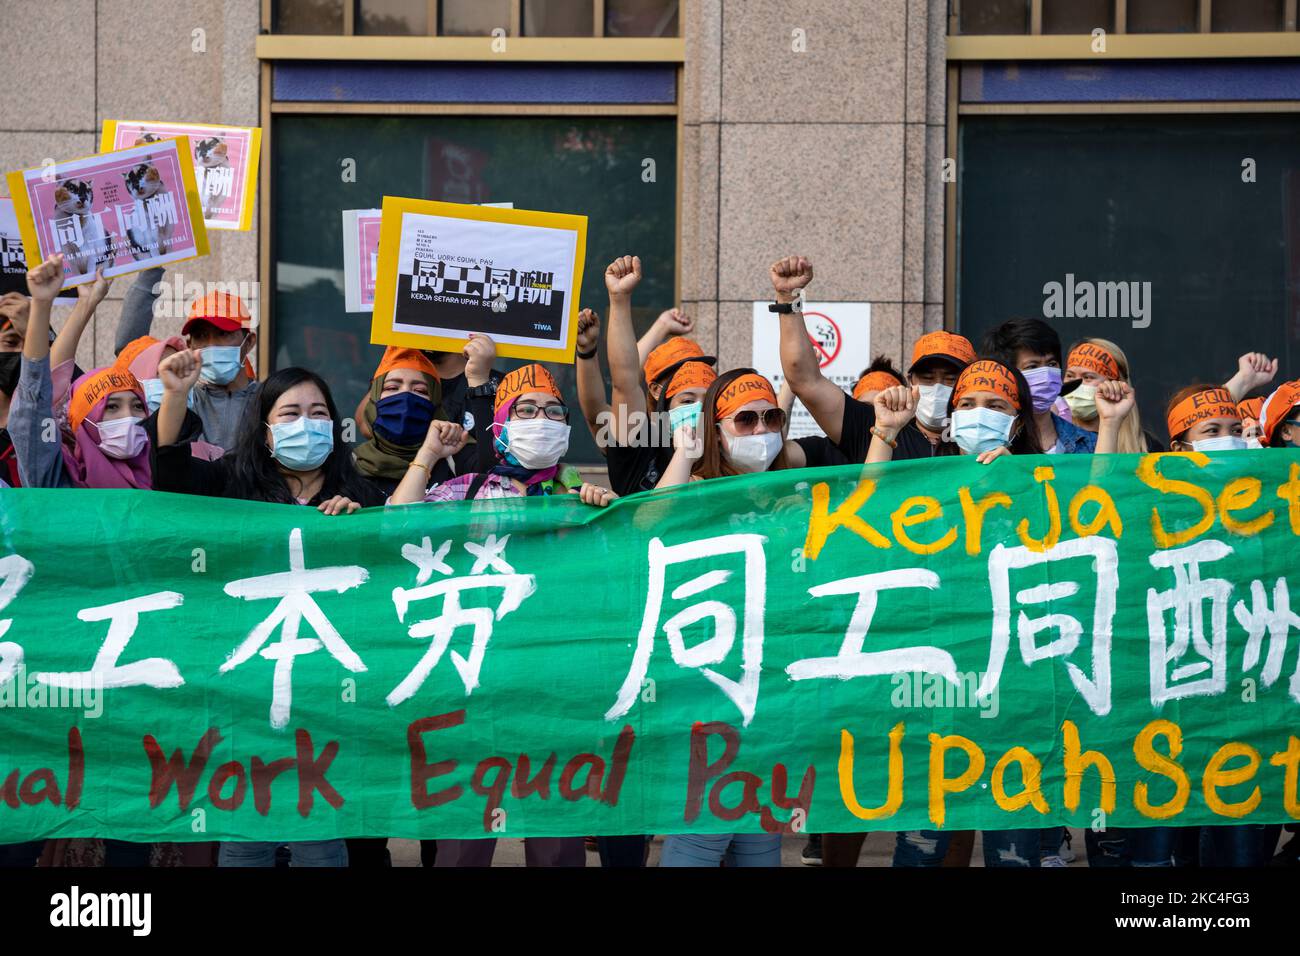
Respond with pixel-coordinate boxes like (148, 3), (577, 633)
(1259, 380), (1300, 445)
(115, 335), (159, 373)
(1167, 387), (1240, 440)
(495, 363), (561, 413)
(374, 346), (439, 383)
(665, 361), (717, 399)
(1067, 342), (1121, 381)
(644, 337), (714, 388)
(68, 367), (146, 435)
(1237, 396), (1264, 423)
(909, 331), (975, 375)
(183, 291), (251, 334)
(715, 373), (777, 420)
(852, 369), (903, 401)
(954, 359), (1021, 410)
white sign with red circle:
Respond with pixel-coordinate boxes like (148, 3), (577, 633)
(751, 301), (872, 440)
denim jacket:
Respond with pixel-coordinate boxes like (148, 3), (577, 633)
(1051, 413), (1097, 454)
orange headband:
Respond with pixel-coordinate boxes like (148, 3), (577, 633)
(852, 370), (902, 401)
(666, 360), (717, 400)
(1067, 342), (1121, 381)
(715, 373), (777, 420)
(1237, 396), (1264, 423)
(374, 346), (439, 383)
(1259, 380), (1300, 444)
(644, 337), (707, 388)
(495, 363), (561, 413)
(68, 368), (146, 435)
(1166, 387), (1240, 439)
(954, 360), (1020, 410)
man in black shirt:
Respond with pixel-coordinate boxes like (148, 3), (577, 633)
(771, 256), (975, 463)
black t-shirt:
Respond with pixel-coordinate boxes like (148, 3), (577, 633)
(607, 442), (669, 497)
(793, 435), (850, 468)
(438, 369), (501, 474)
(837, 395), (941, 463)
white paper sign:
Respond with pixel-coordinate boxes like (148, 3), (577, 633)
(751, 301), (872, 440)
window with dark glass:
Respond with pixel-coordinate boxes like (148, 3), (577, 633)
(523, 0), (595, 37)
(273, 0), (344, 34)
(958, 0), (1030, 35)
(1212, 0), (1284, 32)
(1126, 0), (1199, 34)
(357, 0), (429, 36)
(1042, 0), (1113, 34)
(605, 0), (680, 37)
(440, 0), (512, 36)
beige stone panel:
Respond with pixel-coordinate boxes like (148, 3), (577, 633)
(868, 301), (903, 373)
(925, 123), (946, 306)
(679, 122), (719, 302)
(903, 123), (927, 304)
(96, 0), (257, 127)
(903, 302), (927, 369)
(927, 0), (950, 126)
(720, 0), (906, 124)
(715, 299), (752, 374)
(678, 298), (719, 360)
(0, 0), (96, 132)
(0, 133), (99, 195)
(682, 0), (722, 124)
(717, 122), (904, 303)
(924, 302), (944, 335)
(905, 0), (930, 124)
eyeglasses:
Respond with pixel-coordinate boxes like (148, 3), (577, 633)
(512, 401), (569, 422)
(723, 408), (787, 435)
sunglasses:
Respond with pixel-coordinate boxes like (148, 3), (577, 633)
(723, 408), (786, 435)
(512, 401), (569, 422)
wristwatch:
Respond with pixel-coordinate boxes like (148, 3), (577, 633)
(768, 289), (805, 314)
(576, 346), (599, 360)
(467, 381), (497, 399)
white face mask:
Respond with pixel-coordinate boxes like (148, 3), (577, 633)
(1245, 436), (1264, 449)
(95, 416), (148, 460)
(1191, 435), (1248, 453)
(915, 383), (953, 429)
(723, 430), (782, 473)
(504, 418), (570, 469)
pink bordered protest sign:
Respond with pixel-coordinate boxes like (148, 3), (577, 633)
(5, 138), (209, 289)
(102, 120), (261, 231)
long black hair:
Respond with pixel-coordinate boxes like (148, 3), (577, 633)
(227, 367), (377, 504)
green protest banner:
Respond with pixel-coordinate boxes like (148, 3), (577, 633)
(1, 450), (1299, 843)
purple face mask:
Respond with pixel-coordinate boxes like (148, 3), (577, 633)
(1024, 366), (1062, 413)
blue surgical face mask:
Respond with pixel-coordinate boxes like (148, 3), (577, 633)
(269, 416), (334, 471)
(200, 342), (245, 386)
(1191, 435), (1247, 453)
(950, 406), (1015, 455)
(373, 391), (436, 446)
(141, 377), (165, 414)
(669, 401), (702, 433)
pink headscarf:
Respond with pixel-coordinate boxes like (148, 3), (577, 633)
(61, 368), (152, 490)
(125, 335), (225, 463)
(126, 335), (187, 380)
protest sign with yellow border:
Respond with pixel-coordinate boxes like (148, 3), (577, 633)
(101, 120), (262, 231)
(370, 196), (587, 364)
(6, 137), (209, 288)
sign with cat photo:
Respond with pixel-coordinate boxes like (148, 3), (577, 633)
(101, 120), (262, 231)
(5, 138), (210, 288)
(370, 197), (586, 363)
(0, 198), (75, 303)
(342, 202), (513, 313)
